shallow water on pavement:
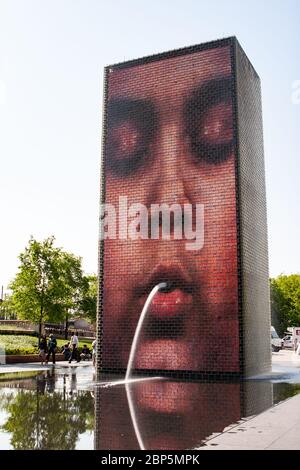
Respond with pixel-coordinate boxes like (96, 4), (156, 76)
(1, 362), (300, 450)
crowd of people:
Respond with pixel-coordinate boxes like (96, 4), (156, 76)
(38, 332), (97, 366)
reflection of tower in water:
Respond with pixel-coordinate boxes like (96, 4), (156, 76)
(94, 379), (273, 450)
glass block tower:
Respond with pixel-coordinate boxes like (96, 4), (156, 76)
(97, 37), (271, 379)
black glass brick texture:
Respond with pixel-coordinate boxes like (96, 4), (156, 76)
(97, 37), (271, 379)
(234, 40), (271, 376)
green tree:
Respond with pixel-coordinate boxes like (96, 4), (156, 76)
(77, 275), (97, 324)
(270, 274), (300, 335)
(9, 237), (85, 340)
(55, 251), (86, 339)
(0, 293), (16, 320)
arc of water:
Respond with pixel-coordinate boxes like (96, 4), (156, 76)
(125, 282), (167, 450)
(125, 282), (167, 382)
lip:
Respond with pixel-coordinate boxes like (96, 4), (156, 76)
(149, 289), (192, 318)
(135, 263), (194, 296)
(136, 263), (194, 318)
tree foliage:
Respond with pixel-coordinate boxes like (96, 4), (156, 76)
(77, 274), (97, 324)
(9, 237), (85, 338)
(270, 274), (300, 335)
(0, 294), (16, 319)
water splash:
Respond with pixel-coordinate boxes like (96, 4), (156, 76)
(97, 376), (163, 389)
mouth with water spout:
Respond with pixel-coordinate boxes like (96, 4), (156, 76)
(158, 280), (173, 292)
(132, 264), (195, 371)
(137, 265), (194, 318)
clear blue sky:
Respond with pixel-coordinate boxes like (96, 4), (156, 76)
(0, 0), (299, 290)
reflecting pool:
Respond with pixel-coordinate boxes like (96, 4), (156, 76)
(1, 365), (300, 450)
(0, 367), (95, 450)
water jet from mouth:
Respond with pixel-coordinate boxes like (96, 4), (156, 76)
(125, 282), (167, 450)
(125, 282), (167, 382)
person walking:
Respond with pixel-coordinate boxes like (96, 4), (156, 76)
(45, 333), (57, 365)
(39, 334), (48, 365)
(69, 331), (80, 363)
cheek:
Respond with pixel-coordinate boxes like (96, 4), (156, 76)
(188, 158), (238, 302)
(103, 241), (131, 324)
(104, 238), (145, 271)
(105, 163), (159, 206)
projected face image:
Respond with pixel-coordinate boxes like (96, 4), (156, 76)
(97, 381), (241, 450)
(102, 46), (239, 373)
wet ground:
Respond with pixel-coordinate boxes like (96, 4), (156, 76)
(0, 350), (300, 450)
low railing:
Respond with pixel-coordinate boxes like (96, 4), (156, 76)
(44, 327), (95, 338)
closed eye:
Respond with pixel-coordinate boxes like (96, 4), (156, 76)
(105, 98), (157, 177)
(199, 101), (233, 145)
(184, 77), (234, 165)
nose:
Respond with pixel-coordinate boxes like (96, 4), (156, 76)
(144, 122), (194, 240)
(152, 122), (191, 206)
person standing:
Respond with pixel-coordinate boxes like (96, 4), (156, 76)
(92, 339), (97, 367)
(295, 338), (300, 356)
(45, 333), (57, 365)
(69, 331), (80, 363)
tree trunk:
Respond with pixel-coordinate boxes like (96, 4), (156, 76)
(64, 312), (68, 340)
(38, 321), (42, 343)
(38, 293), (44, 343)
(38, 305), (43, 343)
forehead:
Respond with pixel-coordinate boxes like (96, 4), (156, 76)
(108, 46), (232, 102)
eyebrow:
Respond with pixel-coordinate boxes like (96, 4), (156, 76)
(107, 78), (232, 128)
(107, 97), (157, 131)
(184, 76), (233, 116)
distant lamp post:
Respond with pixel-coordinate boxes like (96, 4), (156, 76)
(0, 286), (3, 320)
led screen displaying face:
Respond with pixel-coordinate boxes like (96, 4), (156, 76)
(100, 44), (239, 374)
